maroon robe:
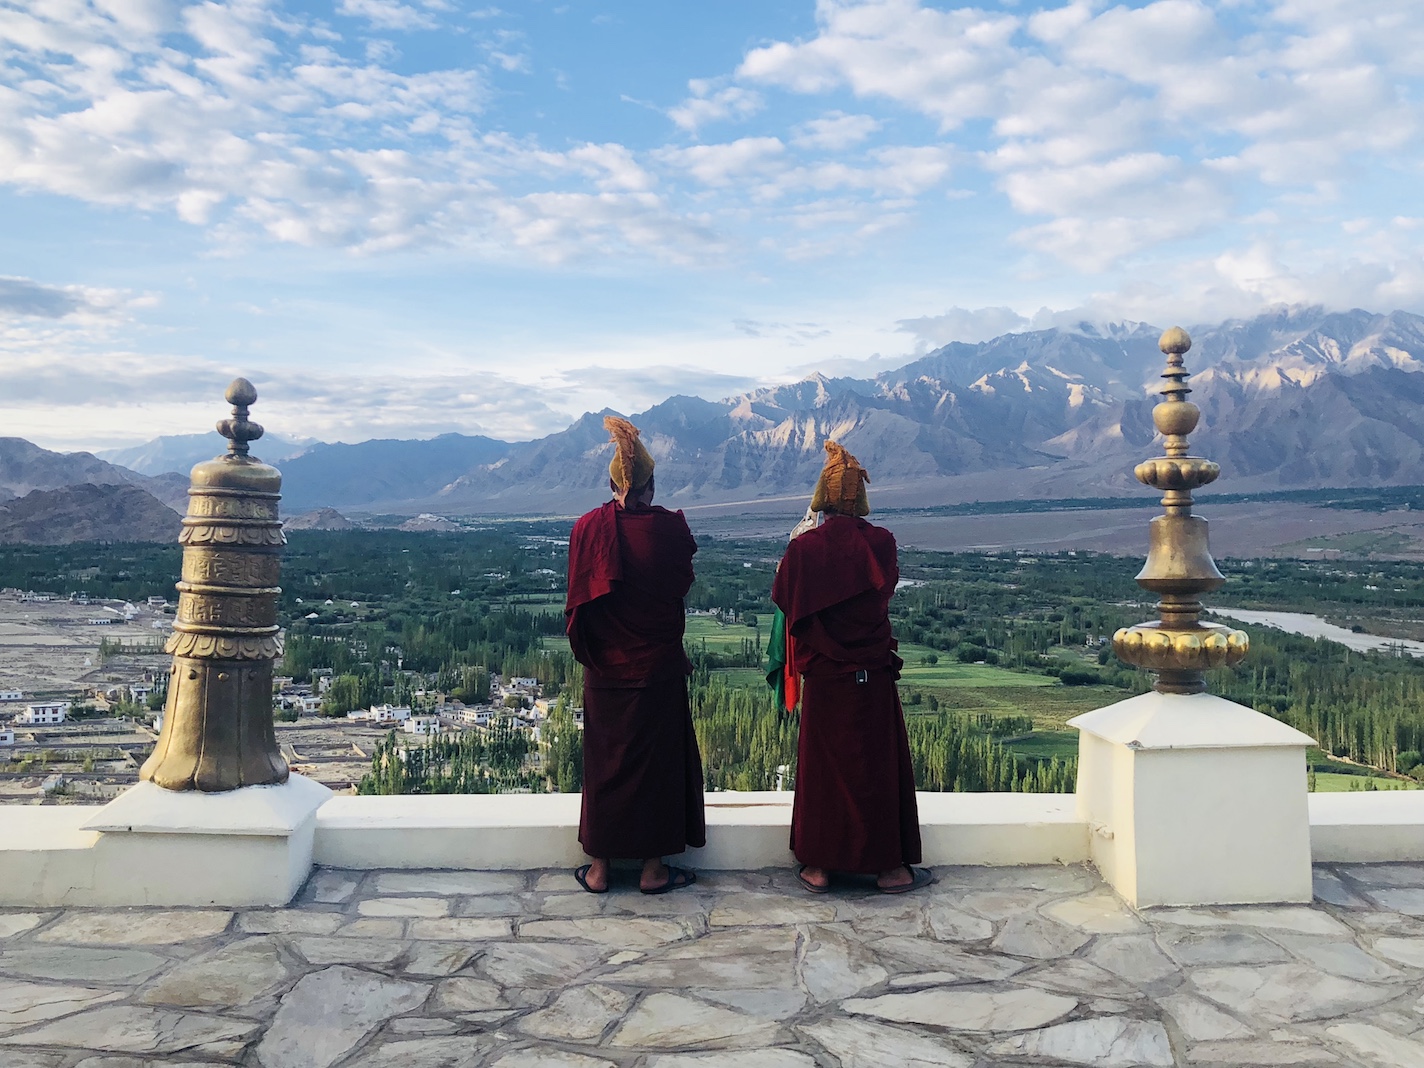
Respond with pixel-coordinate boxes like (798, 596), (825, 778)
(566, 500), (706, 859)
(772, 514), (921, 873)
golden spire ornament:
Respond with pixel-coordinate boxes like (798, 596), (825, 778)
(140, 378), (289, 791)
(1112, 327), (1249, 694)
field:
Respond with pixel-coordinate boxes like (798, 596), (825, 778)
(0, 595), (171, 696)
(1312, 772), (1419, 792)
(896, 641), (1056, 688)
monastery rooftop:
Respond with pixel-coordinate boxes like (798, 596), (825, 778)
(2, 861), (1424, 1067)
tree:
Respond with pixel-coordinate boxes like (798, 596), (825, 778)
(545, 695), (583, 793)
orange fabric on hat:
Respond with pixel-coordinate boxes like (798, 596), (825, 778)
(810, 440), (870, 516)
(605, 415), (655, 492)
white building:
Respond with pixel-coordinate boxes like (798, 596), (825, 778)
(147, 596), (167, 607)
(405, 715), (439, 736)
(348, 704), (411, 725)
(0, 689), (23, 702)
(16, 702), (68, 725)
(0, 729), (14, 746)
(461, 707), (494, 727)
(300, 696), (322, 715)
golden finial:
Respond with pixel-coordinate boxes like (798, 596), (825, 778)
(218, 377), (264, 457)
(1112, 327), (1248, 693)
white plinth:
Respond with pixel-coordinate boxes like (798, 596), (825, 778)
(1071, 691), (1315, 908)
(0, 775), (331, 908)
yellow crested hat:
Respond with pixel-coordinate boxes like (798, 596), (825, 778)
(810, 440), (869, 516)
(605, 415), (655, 493)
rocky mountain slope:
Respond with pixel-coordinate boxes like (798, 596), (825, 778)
(0, 438), (147, 501)
(71, 306), (1424, 518)
(0, 484), (181, 544)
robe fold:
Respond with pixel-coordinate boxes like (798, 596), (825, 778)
(772, 515), (922, 873)
(566, 500), (706, 859)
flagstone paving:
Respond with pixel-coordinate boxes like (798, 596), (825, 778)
(2, 863), (1424, 1067)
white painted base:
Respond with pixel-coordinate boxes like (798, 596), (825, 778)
(312, 790), (1089, 870)
(1072, 691), (1315, 908)
(0, 776), (331, 907)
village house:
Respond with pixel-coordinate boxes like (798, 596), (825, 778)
(348, 704), (411, 725)
(0, 728), (14, 746)
(16, 701), (69, 725)
(404, 715), (439, 736)
(0, 689), (23, 702)
(460, 707), (495, 727)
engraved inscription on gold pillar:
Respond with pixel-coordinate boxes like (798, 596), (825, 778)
(1111, 328), (1250, 694)
(141, 378), (290, 791)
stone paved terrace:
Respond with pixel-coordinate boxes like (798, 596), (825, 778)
(2, 864), (1424, 1068)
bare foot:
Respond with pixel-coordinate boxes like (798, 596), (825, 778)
(799, 865), (831, 889)
(639, 858), (669, 892)
(581, 859), (610, 892)
(876, 865), (914, 890)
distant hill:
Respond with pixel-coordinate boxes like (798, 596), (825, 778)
(0, 484), (181, 544)
(97, 432), (313, 476)
(0, 438), (148, 501)
(278, 434), (511, 514)
(17, 307), (1424, 518)
(285, 507), (355, 531)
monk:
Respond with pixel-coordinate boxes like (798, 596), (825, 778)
(771, 441), (932, 894)
(564, 415), (705, 893)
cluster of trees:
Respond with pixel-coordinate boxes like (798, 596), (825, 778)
(1209, 627), (1424, 776)
(907, 712), (1075, 792)
(356, 719), (539, 795)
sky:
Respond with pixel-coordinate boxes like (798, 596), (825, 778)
(3, 0), (1424, 451)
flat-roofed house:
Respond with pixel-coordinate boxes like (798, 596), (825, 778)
(16, 702), (68, 725)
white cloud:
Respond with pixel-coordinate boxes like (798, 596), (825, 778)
(656, 137), (787, 187)
(896, 306), (1033, 349)
(0, 0), (722, 264)
(0, 277), (120, 320)
(790, 111), (881, 150)
(730, 0), (1424, 274)
(667, 79), (764, 133)
(336, 0), (439, 32)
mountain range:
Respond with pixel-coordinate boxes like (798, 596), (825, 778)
(6, 306), (1424, 534)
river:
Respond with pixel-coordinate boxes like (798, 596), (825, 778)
(1210, 609), (1424, 657)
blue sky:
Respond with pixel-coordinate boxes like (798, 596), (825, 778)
(3, 0), (1423, 450)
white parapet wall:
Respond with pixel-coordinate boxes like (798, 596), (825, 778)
(1310, 792), (1424, 863)
(312, 791), (1090, 871)
(3, 788), (1423, 907)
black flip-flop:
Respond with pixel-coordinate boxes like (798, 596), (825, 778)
(574, 863), (608, 895)
(641, 866), (696, 895)
(878, 866), (935, 895)
(796, 865), (831, 894)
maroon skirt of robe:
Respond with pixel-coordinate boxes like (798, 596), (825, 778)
(790, 668), (922, 872)
(579, 676), (706, 859)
